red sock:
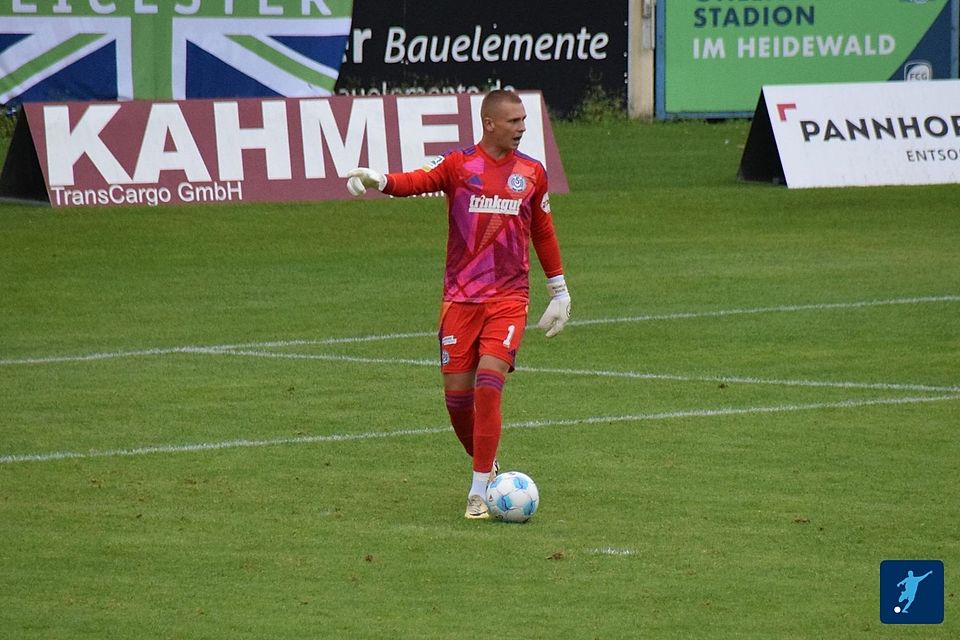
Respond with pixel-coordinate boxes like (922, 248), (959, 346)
(473, 369), (506, 473)
(444, 389), (474, 456)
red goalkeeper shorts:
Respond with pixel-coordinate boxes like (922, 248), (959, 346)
(438, 300), (529, 373)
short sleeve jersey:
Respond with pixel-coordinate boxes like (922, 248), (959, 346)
(384, 145), (562, 304)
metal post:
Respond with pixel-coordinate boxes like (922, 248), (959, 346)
(628, 0), (656, 119)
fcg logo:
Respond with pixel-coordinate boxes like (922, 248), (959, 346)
(905, 60), (933, 81)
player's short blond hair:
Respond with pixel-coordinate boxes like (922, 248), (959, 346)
(480, 90), (522, 120)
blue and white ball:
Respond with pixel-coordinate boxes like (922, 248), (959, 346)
(485, 471), (539, 523)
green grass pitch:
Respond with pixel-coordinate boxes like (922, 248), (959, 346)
(1, 119), (958, 638)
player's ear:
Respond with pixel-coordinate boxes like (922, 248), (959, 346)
(482, 116), (494, 132)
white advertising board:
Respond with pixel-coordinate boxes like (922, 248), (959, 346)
(749, 80), (960, 188)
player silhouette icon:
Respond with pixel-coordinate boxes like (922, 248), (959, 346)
(896, 570), (933, 613)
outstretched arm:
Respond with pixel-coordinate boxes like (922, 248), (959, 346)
(346, 155), (451, 198)
(382, 163), (448, 197)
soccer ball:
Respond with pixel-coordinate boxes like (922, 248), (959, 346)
(485, 471), (539, 523)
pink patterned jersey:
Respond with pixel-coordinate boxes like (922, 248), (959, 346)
(384, 145), (563, 303)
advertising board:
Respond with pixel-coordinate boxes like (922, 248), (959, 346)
(0, 1), (353, 106)
(739, 79), (960, 188)
(0, 92), (567, 207)
(336, 1), (627, 118)
(657, 0), (959, 118)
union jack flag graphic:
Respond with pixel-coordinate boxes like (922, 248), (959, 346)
(0, 4), (352, 107)
(0, 17), (132, 105)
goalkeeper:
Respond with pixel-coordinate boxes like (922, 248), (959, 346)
(346, 90), (571, 519)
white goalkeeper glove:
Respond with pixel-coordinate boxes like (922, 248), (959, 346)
(346, 167), (386, 196)
(537, 275), (571, 338)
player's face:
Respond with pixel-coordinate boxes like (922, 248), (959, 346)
(485, 101), (526, 158)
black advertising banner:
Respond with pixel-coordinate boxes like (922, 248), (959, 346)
(336, 2), (627, 118)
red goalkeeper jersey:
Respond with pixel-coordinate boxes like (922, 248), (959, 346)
(383, 145), (563, 304)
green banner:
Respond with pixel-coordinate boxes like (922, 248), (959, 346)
(658, 0), (958, 117)
(1, 1), (353, 105)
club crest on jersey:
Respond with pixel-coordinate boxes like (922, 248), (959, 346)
(507, 173), (527, 192)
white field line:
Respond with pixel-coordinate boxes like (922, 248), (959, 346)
(2, 393), (958, 465)
(0, 346), (218, 366)
(591, 548), (636, 556)
(6, 345), (955, 396)
(210, 348), (436, 368)
(206, 332), (436, 352)
(1, 294), (958, 366)
(202, 349), (960, 394)
(516, 365), (960, 394)
(572, 294), (960, 328)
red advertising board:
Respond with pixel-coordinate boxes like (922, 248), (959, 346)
(2, 92), (566, 208)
